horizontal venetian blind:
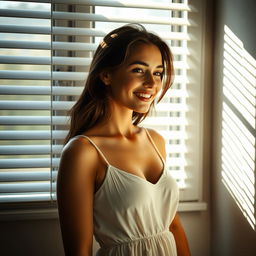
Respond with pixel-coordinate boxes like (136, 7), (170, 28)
(0, 0), (201, 203)
(0, 0), (54, 203)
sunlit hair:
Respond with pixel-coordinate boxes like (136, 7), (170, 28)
(65, 24), (174, 144)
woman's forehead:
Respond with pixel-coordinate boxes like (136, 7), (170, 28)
(124, 43), (163, 66)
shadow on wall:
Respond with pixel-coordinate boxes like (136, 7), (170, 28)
(221, 25), (256, 231)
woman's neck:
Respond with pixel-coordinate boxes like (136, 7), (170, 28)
(86, 104), (140, 139)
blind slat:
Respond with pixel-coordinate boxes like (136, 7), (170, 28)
(0, 25), (191, 41)
(166, 158), (187, 166)
(0, 131), (67, 140)
(0, 70), (51, 80)
(0, 71), (87, 80)
(0, 101), (74, 110)
(0, 39), (189, 51)
(53, 12), (190, 25)
(0, 86), (83, 96)
(0, 171), (57, 182)
(0, 85), (187, 96)
(0, 183), (52, 193)
(63, 0), (191, 11)
(20, 0), (191, 11)
(0, 40), (97, 51)
(1, 9), (190, 26)
(0, 116), (68, 125)
(0, 193), (51, 203)
(143, 117), (188, 125)
(155, 103), (188, 112)
(0, 25), (105, 36)
(0, 9), (51, 19)
(0, 158), (59, 169)
(0, 56), (92, 66)
(0, 24), (50, 34)
(0, 145), (63, 155)
(0, 40), (50, 50)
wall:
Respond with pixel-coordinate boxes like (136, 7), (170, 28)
(0, 218), (64, 256)
(212, 0), (256, 255)
(0, 208), (211, 256)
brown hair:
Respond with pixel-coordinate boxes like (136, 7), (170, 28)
(65, 24), (174, 144)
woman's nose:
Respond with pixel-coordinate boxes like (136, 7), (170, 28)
(143, 72), (155, 88)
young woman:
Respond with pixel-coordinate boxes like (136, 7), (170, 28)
(57, 24), (191, 256)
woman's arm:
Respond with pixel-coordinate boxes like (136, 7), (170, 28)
(57, 138), (98, 256)
(170, 214), (191, 256)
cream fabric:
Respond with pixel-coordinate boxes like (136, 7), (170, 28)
(78, 129), (179, 256)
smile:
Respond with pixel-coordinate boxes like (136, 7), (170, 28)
(134, 92), (153, 101)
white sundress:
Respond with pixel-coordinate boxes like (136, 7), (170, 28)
(78, 129), (179, 256)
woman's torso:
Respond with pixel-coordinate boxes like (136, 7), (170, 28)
(73, 127), (179, 255)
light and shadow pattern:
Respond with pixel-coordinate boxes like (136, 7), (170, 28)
(221, 25), (256, 230)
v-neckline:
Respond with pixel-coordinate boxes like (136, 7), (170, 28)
(108, 163), (166, 186)
(77, 128), (166, 186)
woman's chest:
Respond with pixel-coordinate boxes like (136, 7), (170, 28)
(94, 167), (179, 219)
(95, 145), (164, 191)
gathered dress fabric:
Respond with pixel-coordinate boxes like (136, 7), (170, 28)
(78, 129), (179, 256)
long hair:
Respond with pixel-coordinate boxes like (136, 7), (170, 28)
(65, 24), (174, 144)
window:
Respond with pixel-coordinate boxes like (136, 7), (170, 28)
(0, 0), (206, 208)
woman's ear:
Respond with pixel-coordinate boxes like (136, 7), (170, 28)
(99, 70), (111, 86)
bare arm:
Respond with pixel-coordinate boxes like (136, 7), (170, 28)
(57, 138), (98, 256)
(170, 214), (191, 256)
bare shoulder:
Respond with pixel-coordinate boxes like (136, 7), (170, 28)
(58, 136), (99, 180)
(146, 128), (165, 143)
(62, 136), (97, 161)
(145, 128), (166, 159)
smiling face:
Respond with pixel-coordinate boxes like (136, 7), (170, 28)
(101, 42), (164, 114)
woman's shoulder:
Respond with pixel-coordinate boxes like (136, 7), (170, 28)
(144, 127), (166, 158)
(145, 127), (165, 144)
(63, 135), (91, 152)
(61, 135), (99, 166)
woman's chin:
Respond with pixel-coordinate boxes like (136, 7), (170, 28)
(133, 107), (150, 114)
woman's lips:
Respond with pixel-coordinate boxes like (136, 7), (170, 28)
(134, 92), (153, 101)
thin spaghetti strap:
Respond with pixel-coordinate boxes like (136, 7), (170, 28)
(75, 135), (110, 166)
(144, 128), (166, 165)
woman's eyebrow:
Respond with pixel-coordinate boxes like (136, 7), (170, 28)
(128, 60), (163, 68)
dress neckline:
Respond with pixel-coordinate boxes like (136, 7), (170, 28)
(108, 163), (166, 186)
(72, 128), (166, 185)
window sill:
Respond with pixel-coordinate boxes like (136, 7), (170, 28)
(178, 202), (207, 212)
(0, 202), (207, 221)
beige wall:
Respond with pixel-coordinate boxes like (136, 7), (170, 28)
(211, 0), (256, 255)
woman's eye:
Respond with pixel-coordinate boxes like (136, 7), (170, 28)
(132, 68), (144, 73)
(154, 71), (163, 77)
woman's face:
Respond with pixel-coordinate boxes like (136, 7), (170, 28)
(104, 42), (163, 114)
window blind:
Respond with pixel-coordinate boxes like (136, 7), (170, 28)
(0, 0), (202, 203)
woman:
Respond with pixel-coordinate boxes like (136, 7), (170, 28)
(57, 24), (191, 256)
